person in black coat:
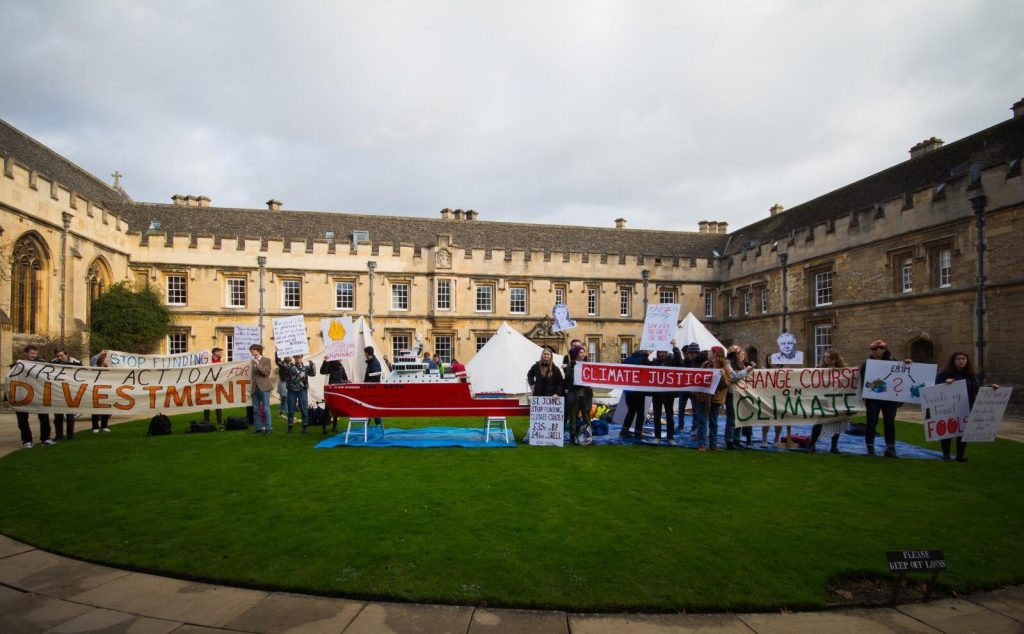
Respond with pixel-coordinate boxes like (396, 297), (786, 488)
(651, 341), (683, 443)
(620, 349), (650, 438)
(363, 346), (383, 425)
(51, 347), (82, 441)
(562, 347), (595, 444)
(527, 348), (564, 397)
(859, 339), (911, 458)
(320, 358), (349, 432)
(935, 351), (985, 462)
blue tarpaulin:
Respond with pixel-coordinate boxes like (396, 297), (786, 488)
(316, 426), (517, 448)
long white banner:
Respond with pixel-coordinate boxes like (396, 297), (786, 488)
(6, 359), (252, 416)
(732, 367), (864, 427)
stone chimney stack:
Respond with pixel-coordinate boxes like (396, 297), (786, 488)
(440, 208), (452, 220)
(172, 194), (186, 206)
(698, 220), (709, 233)
(184, 195), (198, 207)
(909, 137), (944, 159)
(266, 199), (282, 211)
(615, 218), (626, 229)
(453, 209), (464, 220)
(197, 196), (210, 207)
(1012, 98), (1024, 119)
(770, 203), (785, 216)
(465, 209), (478, 221)
(717, 222), (729, 234)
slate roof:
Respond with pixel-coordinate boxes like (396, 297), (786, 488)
(724, 114), (1024, 255)
(0, 118), (129, 207)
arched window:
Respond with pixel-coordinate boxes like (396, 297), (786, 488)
(11, 235), (47, 334)
(86, 258), (112, 322)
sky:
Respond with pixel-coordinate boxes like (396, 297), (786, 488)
(1, 0), (1022, 232)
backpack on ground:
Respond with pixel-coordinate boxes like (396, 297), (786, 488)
(148, 414), (172, 436)
(224, 415), (249, 431)
(189, 421), (217, 433)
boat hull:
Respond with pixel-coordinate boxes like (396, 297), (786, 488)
(324, 382), (529, 418)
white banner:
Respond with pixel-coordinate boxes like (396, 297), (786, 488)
(921, 380), (971, 442)
(862, 359), (937, 404)
(321, 316), (357, 361)
(7, 359), (253, 416)
(528, 396), (565, 447)
(106, 349), (211, 369)
(273, 315), (309, 356)
(732, 367), (863, 427)
(963, 386), (1014, 442)
(639, 303), (680, 351)
(233, 325), (261, 362)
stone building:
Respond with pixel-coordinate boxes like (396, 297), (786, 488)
(1, 98), (1022, 404)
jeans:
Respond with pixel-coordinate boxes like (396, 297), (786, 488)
(652, 394), (676, 440)
(678, 392), (698, 431)
(693, 400), (722, 449)
(286, 389), (309, 427)
(251, 389), (272, 431)
(865, 399), (898, 449)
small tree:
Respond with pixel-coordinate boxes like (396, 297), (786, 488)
(90, 282), (172, 354)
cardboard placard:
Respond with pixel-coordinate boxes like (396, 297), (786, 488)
(639, 303), (680, 351)
(862, 359), (937, 404)
(233, 325), (261, 362)
(272, 315), (309, 356)
(321, 316), (357, 360)
(921, 380), (971, 442)
(962, 386), (1014, 442)
(528, 396), (565, 446)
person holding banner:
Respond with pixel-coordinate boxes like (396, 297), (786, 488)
(809, 348), (848, 454)
(202, 347), (225, 427)
(935, 352), (981, 462)
(562, 347), (594, 444)
(860, 339), (908, 458)
(13, 345), (52, 448)
(250, 344), (274, 434)
(724, 346), (754, 450)
(90, 350), (113, 433)
(678, 343), (706, 437)
(650, 342), (683, 444)
(619, 349), (651, 438)
(50, 347), (82, 441)
(694, 346), (731, 452)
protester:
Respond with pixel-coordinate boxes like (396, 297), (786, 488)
(450, 357), (467, 381)
(678, 342), (705, 436)
(249, 344), (274, 434)
(694, 346), (731, 452)
(423, 351), (438, 370)
(364, 346), (384, 427)
(650, 341), (683, 444)
(319, 356), (349, 431)
(760, 357), (785, 448)
(562, 347), (594, 444)
(278, 353), (315, 433)
(808, 348), (848, 454)
(276, 356), (290, 419)
(935, 351), (985, 462)
(90, 349), (113, 433)
(202, 347), (225, 426)
(13, 345), (52, 448)
(724, 345), (754, 450)
(527, 348), (563, 397)
(619, 349), (650, 438)
(50, 347), (82, 441)
(860, 339), (909, 457)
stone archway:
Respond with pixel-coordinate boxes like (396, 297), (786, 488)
(909, 336), (935, 364)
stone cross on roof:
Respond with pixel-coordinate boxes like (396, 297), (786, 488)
(111, 170), (123, 188)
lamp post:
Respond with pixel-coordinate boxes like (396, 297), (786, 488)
(641, 269), (650, 316)
(971, 192), (988, 383)
(59, 211), (72, 342)
(367, 260), (377, 333)
(778, 252), (789, 334)
(257, 256), (267, 343)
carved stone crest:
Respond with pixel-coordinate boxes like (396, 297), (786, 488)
(435, 248), (452, 269)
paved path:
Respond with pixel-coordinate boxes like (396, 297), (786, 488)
(2, 411), (1023, 633)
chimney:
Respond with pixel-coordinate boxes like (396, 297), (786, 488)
(453, 209), (464, 220)
(440, 208), (452, 220)
(171, 194), (186, 206)
(718, 222), (729, 234)
(698, 220), (709, 233)
(1012, 98), (1024, 119)
(770, 203), (785, 216)
(266, 199), (282, 211)
(615, 217), (626, 229)
(185, 195), (198, 207)
(466, 209), (478, 221)
(197, 196), (210, 207)
(909, 137), (944, 159)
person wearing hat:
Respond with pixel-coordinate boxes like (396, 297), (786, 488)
(619, 348), (651, 438)
(677, 342), (706, 436)
(650, 340), (683, 444)
(859, 339), (905, 457)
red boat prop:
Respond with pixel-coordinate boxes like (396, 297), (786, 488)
(324, 382), (529, 418)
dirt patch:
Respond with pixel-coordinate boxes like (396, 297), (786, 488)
(826, 574), (954, 607)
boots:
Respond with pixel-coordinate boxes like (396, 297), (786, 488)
(867, 445), (876, 456)
(830, 435), (840, 454)
(883, 445), (898, 458)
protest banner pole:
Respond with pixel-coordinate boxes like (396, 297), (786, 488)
(257, 256), (267, 343)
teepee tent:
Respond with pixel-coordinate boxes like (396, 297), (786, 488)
(675, 312), (725, 351)
(306, 316), (389, 403)
(466, 322), (564, 394)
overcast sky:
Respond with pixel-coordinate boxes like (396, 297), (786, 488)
(1, 1), (1021, 231)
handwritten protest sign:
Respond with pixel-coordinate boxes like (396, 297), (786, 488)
(272, 315), (309, 356)
(861, 359), (936, 404)
(6, 360), (252, 416)
(639, 303), (680, 351)
(233, 325), (260, 361)
(107, 349), (210, 369)
(529, 396), (565, 446)
(920, 380), (971, 442)
(962, 386), (1013, 442)
(321, 317), (357, 360)
(732, 367), (863, 427)
(574, 361), (721, 394)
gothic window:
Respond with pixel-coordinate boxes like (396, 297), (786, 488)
(87, 258), (112, 322)
(11, 235), (47, 334)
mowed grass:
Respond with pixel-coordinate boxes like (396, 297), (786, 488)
(0, 409), (1021, 612)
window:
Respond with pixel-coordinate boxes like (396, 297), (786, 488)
(510, 286), (527, 314)
(436, 279), (452, 311)
(434, 335), (453, 363)
(476, 336), (490, 352)
(165, 274), (187, 306)
(391, 282), (410, 311)
(226, 278), (247, 308)
(938, 248), (952, 288)
(587, 286), (598, 316)
(727, 295), (735, 318)
(743, 290), (752, 315)
(335, 281), (354, 310)
(167, 332), (188, 355)
(476, 284), (493, 312)
(391, 334), (410, 360)
(224, 334), (235, 362)
(554, 285), (566, 306)
(760, 287), (768, 314)
(619, 287), (631, 317)
(813, 323), (832, 367)
(900, 257), (913, 293)
(659, 289), (677, 304)
(619, 338), (632, 362)
(587, 338), (600, 362)
(815, 271), (833, 307)
(282, 279), (301, 308)
(704, 290), (714, 319)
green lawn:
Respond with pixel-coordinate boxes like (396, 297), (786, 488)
(0, 410), (1021, 612)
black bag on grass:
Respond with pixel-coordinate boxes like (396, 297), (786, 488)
(224, 416), (249, 430)
(189, 421), (217, 433)
(148, 414), (171, 436)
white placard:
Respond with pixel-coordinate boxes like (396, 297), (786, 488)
(107, 349), (210, 369)
(321, 317), (357, 361)
(921, 380), (971, 442)
(528, 396), (565, 447)
(962, 386), (1014, 443)
(862, 359), (937, 404)
(233, 325), (261, 362)
(639, 303), (680, 352)
(272, 315), (309, 356)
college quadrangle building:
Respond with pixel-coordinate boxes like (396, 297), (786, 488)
(1, 99), (1022, 406)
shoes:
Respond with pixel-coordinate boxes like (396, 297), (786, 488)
(942, 455), (951, 462)
(698, 445), (706, 453)
(759, 441), (768, 448)
(956, 456), (969, 463)
(287, 426), (293, 434)
(884, 446), (898, 459)
(102, 428), (111, 432)
(253, 428), (264, 434)
(22, 442), (33, 449)
(712, 446), (722, 453)
(93, 429), (100, 434)
(830, 447), (841, 455)
(867, 446), (876, 456)
(667, 439), (677, 446)
(42, 439), (57, 446)
(264, 428), (272, 435)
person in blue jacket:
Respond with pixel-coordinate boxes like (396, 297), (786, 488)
(619, 349), (650, 438)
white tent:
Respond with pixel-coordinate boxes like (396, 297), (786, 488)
(466, 322), (564, 394)
(675, 312), (725, 352)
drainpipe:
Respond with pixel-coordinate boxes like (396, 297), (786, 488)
(778, 252), (789, 334)
(257, 256), (267, 343)
(367, 261), (377, 333)
(59, 211), (73, 342)
(641, 269), (650, 316)
(970, 192), (988, 383)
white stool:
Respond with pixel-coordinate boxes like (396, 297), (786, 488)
(345, 418), (384, 443)
(484, 416), (510, 444)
